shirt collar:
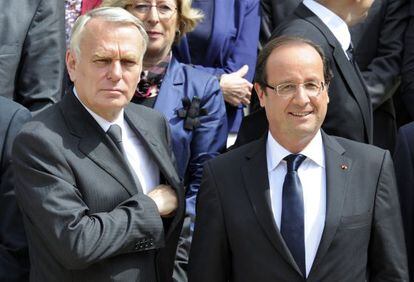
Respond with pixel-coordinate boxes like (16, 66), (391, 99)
(72, 87), (126, 133)
(303, 0), (351, 53)
(266, 130), (325, 172)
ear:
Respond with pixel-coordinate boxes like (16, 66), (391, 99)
(254, 83), (266, 108)
(66, 50), (77, 82)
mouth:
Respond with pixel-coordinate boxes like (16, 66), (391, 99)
(289, 111), (313, 117)
(147, 31), (163, 38)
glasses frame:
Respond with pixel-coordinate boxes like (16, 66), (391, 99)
(263, 81), (327, 98)
(131, 3), (178, 20)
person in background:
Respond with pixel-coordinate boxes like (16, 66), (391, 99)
(189, 36), (408, 282)
(13, 7), (184, 281)
(350, 0), (409, 153)
(65, 0), (103, 46)
(0, 0), (65, 113)
(173, 0), (260, 135)
(0, 97), (31, 282)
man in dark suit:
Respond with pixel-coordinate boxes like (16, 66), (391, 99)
(351, 0), (409, 152)
(0, 97), (31, 282)
(12, 7), (184, 282)
(189, 36), (408, 281)
(0, 0), (65, 112)
(237, 0), (373, 146)
(394, 122), (414, 281)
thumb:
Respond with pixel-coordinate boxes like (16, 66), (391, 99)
(235, 65), (249, 77)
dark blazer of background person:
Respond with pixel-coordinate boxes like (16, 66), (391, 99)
(0, 0), (65, 112)
(400, 0), (414, 124)
(0, 97), (31, 282)
(189, 132), (408, 281)
(351, 0), (409, 152)
(260, 0), (302, 47)
(394, 122), (414, 281)
(173, 0), (260, 132)
(12, 92), (184, 282)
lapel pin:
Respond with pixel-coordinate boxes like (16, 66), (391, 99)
(341, 164), (348, 170)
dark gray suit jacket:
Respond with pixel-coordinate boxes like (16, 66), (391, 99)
(272, 3), (373, 144)
(189, 132), (408, 281)
(12, 92), (184, 282)
(0, 97), (31, 282)
(0, 0), (65, 112)
(351, 0), (409, 152)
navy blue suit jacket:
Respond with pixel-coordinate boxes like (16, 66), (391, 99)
(393, 122), (414, 281)
(173, 0), (260, 132)
(153, 56), (227, 218)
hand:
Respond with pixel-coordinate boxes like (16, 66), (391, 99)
(220, 65), (253, 107)
(147, 184), (178, 217)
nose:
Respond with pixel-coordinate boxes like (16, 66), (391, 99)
(292, 85), (310, 106)
(146, 5), (160, 23)
(107, 61), (122, 82)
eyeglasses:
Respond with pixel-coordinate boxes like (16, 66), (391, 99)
(132, 3), (177, 19)
(264, 81), (327, 98)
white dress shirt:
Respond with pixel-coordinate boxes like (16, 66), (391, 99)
(303, 0), (352, 57)
(73, 89), (160, 194)
(266, 130), (326, 277)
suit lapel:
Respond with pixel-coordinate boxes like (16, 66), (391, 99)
(60, 92), (138, 196)
(241, 135), (303, 276)
(309, 132), (351, 275)
(297, 4), (372, 143)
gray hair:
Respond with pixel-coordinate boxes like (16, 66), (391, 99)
(69, 7), (148, 59)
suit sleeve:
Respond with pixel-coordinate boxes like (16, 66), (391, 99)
(191, 0), (260, 82)
(12, 127), (165, 270)
(17, 0), (65, 112)
(185, 76), (228, 221)
(368, 151), (409, 281)
(401, 0), (414, 120)
(188, 162), (230, 282)
(0, 107), (31, 282)
(358, 0), (409, 109)
(393, 125), (414, 280)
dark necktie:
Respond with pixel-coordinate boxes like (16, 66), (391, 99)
(106, 124), (143, 194)
(346, 43), (355, 64)
(107, 124), (125, 155)
(281, 154), (307, 276)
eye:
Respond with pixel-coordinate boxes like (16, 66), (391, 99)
(121, 59), (137, 67)
(134, 3), (150, 13)
(157, 4), (173, 13)
(94, 58), (111, 65)
(304, 82), (320, 91)
(278, 83), (296, 94)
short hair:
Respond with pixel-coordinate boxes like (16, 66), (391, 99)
(255, 36), (333, 89)
(69, 7), (149, 59)
(100, 0), (203, 41)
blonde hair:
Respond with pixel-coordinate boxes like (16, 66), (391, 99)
(69, 7), (148, 58)
(100, 0), (204, 40)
